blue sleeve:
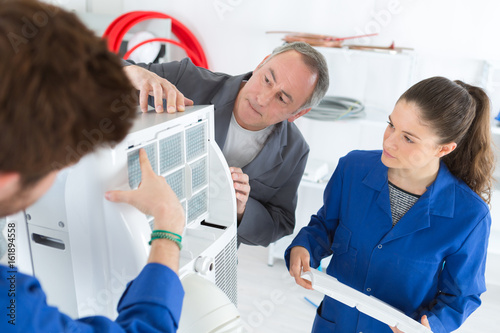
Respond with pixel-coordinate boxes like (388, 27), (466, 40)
(284, 156), (345, 270)
(2, 263), (183, 333)
(425, 214), (490, 333)
(114, 263), (184, 331)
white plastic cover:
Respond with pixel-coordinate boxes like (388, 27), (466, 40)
(302, 269), (433, 333)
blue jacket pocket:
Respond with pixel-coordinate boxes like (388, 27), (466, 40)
(329, 223), (357, 283)
(331, 223), (352, 255)
(312, 302), (337, 333)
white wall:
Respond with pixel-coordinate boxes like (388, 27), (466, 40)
(120, 0), (500, 75)
(56, 0), (500, 112)
(57, 0), (499, 65)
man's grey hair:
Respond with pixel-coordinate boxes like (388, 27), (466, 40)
(260, 42), (329, 111)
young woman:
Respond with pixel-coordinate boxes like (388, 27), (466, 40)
(286, 77), (495, 333)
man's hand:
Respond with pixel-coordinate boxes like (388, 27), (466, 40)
(123, 65), (193, 113)
(289, 246), (313, 290)
(105, 148), (185, 271)
(105, 149), (185, 235)
(230, 167), (250, 221)
(390, 315), (431, 332)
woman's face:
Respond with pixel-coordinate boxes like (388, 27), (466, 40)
(382, 100), (446, 172)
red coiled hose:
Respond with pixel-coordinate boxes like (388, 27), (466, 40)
(103, 11), (208, 69)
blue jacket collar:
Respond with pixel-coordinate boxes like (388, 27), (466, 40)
(362, 153), (456, 243)
(362, 152), (456, 218)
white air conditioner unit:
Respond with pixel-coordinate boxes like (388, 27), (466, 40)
(12, 105), (241, 331)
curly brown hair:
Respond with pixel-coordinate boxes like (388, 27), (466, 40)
(0, 0), (137, 187)
(399, 76), (495, 204)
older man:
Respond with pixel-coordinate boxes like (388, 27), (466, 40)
(125, 42), (329, 246)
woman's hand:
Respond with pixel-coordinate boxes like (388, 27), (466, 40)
(289, 246), (313, 290)
(390, 315), (431, 332)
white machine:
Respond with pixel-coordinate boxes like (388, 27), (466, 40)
(13, 105), (242, 332)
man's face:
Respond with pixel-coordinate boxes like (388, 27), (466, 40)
(0, 171), (58, 217)
(233, 50), (318, 131)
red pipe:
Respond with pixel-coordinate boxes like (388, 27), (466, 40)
(103, 11), (208, 68)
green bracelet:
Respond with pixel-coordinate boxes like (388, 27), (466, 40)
(151, 229), (182, 241)
(149, 234), (182, 250)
